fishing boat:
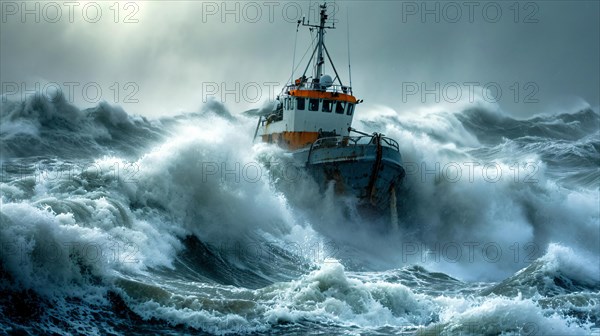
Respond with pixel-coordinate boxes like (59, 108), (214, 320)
(254, 3), (405, 216)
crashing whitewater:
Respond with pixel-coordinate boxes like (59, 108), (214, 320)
(1, 94), (599, 335)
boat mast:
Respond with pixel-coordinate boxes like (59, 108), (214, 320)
(315, 4), (327, 79)
(302, 3), (335, 80)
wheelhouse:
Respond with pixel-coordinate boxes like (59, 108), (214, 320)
(257, 3), (362, 150)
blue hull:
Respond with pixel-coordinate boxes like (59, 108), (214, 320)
(292, 136), (405, 211)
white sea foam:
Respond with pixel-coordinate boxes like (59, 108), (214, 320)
(1, 98), (598, 334)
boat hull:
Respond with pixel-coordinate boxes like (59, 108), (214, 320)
(292, 141), (405, 211)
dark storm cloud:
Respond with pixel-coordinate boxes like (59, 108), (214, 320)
(1, 1), (598, 118)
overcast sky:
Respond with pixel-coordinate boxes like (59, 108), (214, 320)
(1, 1), (598, 118)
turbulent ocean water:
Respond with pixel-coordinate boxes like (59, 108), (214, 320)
(1, 94), (599, 335)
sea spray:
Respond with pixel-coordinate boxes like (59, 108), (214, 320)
(1, 95), (598, 334)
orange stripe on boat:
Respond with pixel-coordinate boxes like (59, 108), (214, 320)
(289, 90), (357, 104)
(262, 131), (320, 150)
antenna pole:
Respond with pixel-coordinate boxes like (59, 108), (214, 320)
(346, 8), (352, 89)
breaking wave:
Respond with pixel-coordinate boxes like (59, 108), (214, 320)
(1, 94), (598, 334)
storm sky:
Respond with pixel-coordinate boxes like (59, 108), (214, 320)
(1, 1), (599, 118)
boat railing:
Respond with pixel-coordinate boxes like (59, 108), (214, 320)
(306, 135), (399, 164)
(380, 137), (400, 151)
(285, 83), (353, 95)
(311, 135), (400, 152)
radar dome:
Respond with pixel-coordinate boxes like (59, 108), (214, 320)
(320, 75), (333, 87)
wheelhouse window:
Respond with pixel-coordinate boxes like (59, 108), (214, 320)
(335, 101), (346, 114)
(322, 100), (332, 113)
(288, 98), (294, 110)
(347, 103), (355, 116)
(297, 97), (305, 110)
(284, 98), (288, 110)
(309, 98), (319, 111)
